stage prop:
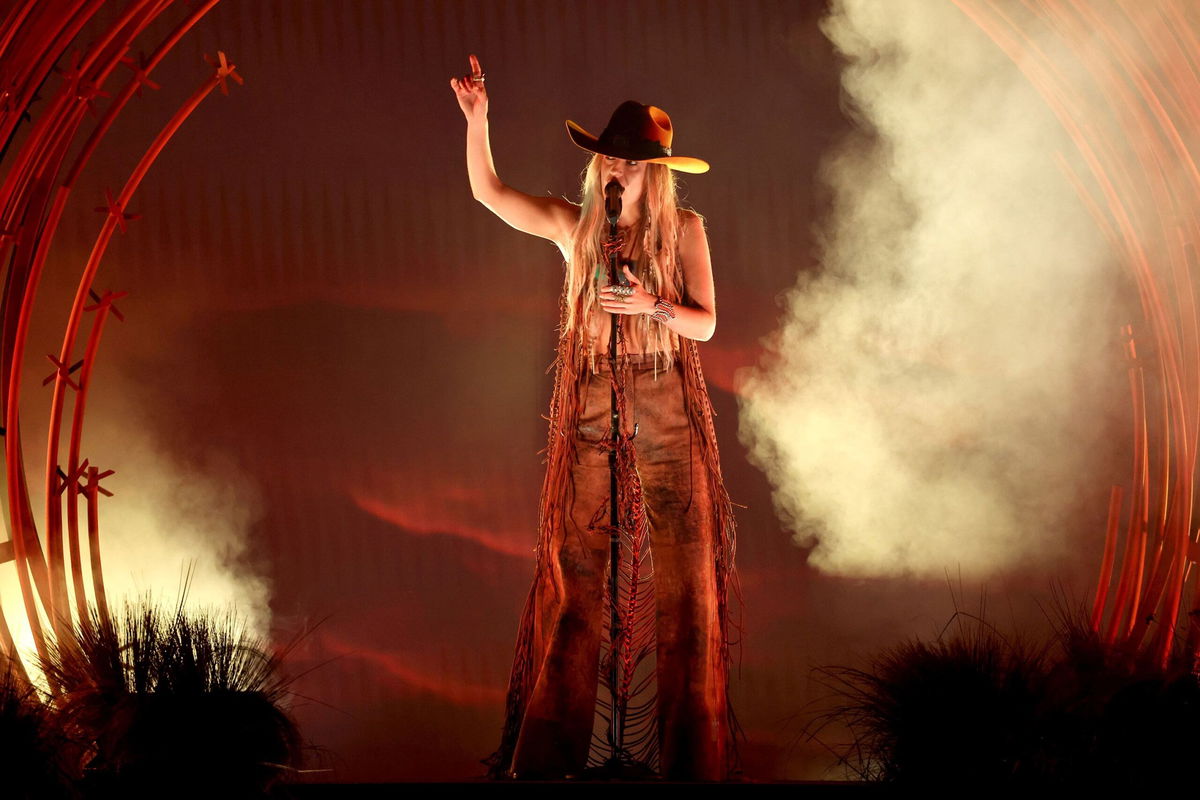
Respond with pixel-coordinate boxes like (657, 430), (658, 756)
(0, 0), (239, 679)
(956, 0), (1200, 667)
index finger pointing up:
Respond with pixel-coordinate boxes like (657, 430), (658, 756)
(469, 53), (482, 77)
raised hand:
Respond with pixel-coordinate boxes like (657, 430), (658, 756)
(599, 265), (658, 316)
(449, 53), (488, 123)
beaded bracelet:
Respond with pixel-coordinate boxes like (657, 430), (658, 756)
(651, 297), (676, 323)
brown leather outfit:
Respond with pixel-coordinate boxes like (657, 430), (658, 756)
(484, 336), (741, 782)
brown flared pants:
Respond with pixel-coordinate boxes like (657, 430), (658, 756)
(508, 354), (730, 780)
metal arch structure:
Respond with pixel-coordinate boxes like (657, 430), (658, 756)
(0, 0), (240, 680)
(957, 0), (1200, 667)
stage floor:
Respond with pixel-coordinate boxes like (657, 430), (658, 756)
(281, 780), (879, 796)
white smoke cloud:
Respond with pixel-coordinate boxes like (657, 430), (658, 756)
(0, 419), (270, 651)
(738, 0), (1122, 579)
(0, 291), (271, 668)
(71, 414), (271, 633)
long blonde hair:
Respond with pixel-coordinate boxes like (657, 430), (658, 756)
(564, 154), (693, 367)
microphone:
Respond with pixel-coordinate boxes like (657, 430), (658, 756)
(604, 178), (623, 225)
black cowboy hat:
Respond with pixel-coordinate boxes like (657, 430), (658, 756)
(565, 100), (710, 174)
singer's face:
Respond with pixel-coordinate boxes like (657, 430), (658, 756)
(600, 155), (645, 212)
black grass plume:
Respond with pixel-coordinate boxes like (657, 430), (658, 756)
(40, 600), (304, 798)
(808, 594), (1200, 789)
(0, 657), (74, 799)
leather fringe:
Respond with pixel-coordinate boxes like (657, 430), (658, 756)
(482, 283), (743, 780)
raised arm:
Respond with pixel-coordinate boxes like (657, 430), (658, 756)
(450, 55), (577, 248)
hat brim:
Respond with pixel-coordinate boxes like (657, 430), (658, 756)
(565, 120), (710, 174)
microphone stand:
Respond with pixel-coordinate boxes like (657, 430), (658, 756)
(583, 178), (655, 781)
(603, 177), (626, 771)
